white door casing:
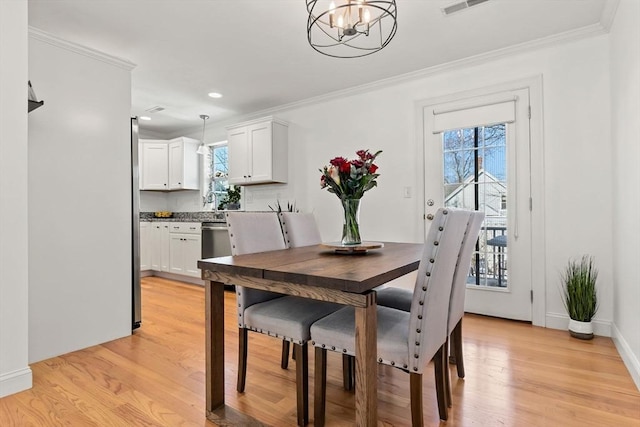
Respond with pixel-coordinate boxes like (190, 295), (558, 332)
(416, 77), (545, 325)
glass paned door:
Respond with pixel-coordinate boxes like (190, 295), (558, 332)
(423, 88), (532, 321)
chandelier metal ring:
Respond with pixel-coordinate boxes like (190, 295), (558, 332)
(306, 0), (398, 58)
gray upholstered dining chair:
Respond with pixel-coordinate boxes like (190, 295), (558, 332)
(375, 209), (485, 406)
(278, 212), (323, 248)
(310, 208), (470, 426)
(278, 211), (357, 390)
(226, 211), (341, 426)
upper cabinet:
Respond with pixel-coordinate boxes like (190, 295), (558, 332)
(226, 117), (288, 185)
(140, 137), (200, 191)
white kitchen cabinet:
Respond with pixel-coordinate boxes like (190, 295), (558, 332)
(141, 141), (169, 190)
(168, 137), (200, 190)
(168, 223), (202, 278)
(146, 221), (201, 279)
(140, 221), (152, 271)
(140, 137), (200, 190)
(227, 117), (288, 185)
(150, 222), (170, 272)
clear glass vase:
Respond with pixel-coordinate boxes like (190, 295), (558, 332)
(341, 198), (362, 245)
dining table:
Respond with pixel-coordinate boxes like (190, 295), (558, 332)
(198, 241), (424, 426)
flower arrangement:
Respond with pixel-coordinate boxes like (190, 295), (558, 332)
(320, 149), (382, 244)
(320, 149), (382, 199)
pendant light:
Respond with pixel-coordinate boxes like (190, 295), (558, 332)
(196, 114), (210, 155)
(306, 0), (398, 58)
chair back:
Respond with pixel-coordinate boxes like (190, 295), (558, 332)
(447, 211), (485, 334)
(407, 208), (470, 373)
(278, 212), (322, 248)
(226, 212), (288, 327)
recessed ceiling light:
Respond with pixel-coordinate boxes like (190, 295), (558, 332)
(208, 92), (223, 99)
(139, 116), (151, 121)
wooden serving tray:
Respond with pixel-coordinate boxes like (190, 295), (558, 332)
(321, 242), (384, 254)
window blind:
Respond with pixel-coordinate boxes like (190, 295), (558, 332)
(431, 98), (516, 134)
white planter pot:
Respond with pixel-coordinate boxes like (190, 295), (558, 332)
(568, 319), (594, 340)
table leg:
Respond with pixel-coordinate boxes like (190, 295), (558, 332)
(205, 281), (225, 412)
(354, 292), (377, 427)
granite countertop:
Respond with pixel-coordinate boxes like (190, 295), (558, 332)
(140, 212), (227, 223)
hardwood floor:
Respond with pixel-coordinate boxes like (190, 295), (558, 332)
(1, 276), (638, 426)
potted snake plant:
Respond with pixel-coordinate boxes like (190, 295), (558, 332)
(561, 255), (598, 340)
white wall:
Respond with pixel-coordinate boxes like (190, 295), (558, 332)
(193, 35), (618, 333)
(610, 0), (640, 389)
(0, 0), (32, 397)
(28, 33), (134, 362)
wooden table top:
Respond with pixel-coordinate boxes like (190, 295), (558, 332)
(198, 242), (424, 293)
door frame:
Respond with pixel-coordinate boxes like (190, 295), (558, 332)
(414, 75), (546, 327)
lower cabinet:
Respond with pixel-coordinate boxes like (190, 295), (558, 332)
(150, 222), (170, 272)
(169, 233), (201, 277)
(142, 221), (202, 280)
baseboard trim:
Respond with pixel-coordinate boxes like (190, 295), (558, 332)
(611, 323), (640, 391)
(0, 367), (32, 398)
(545, 312), (612, 337)
(147, 271), (204, 287)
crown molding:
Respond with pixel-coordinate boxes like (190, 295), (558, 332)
(600, 0), (620, 31)
(206, 20), (612, 128)
(28, 26), (136, 71)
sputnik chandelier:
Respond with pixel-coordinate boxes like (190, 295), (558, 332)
(306, 0), (398, 58)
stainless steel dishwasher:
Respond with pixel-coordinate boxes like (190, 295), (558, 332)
(201, 221), (233, 290)
(201, 222), (232, 259)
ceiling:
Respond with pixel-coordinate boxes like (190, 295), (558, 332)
(28, 0), (612, 136)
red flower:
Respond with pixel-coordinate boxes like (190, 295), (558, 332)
(352, 159), (364, 168)
(369, 164), (378, 173)
(330, 157), (347, 167)
(357, 149), (374, 161)
(339, 161), (351, 173)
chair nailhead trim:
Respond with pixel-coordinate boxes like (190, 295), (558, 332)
(331, 346), (335, 350)
(415, 341), (420, 345)
(429, 258), (435, 263)
(419, 300), (424, 305)
(434, 241), (439, 245)
(414, 354), (419, 358)
(416, 328), (421, 333)
(311, 341), (315, 345)
(413, 367), (418, 371)
(343, 349), (347, 353)
(403, 364), (408, 368)
(422, 286), (427, 291)
(438, 226), (443, 231)
(322, 344), (326, 348)
(391, 361), (395, 366)
(426, 272), (431, 276)
(418, 315), (422, 319)
(378, 358), (383, 362)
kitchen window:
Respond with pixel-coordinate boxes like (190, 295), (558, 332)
(202, 141), (228, 210)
